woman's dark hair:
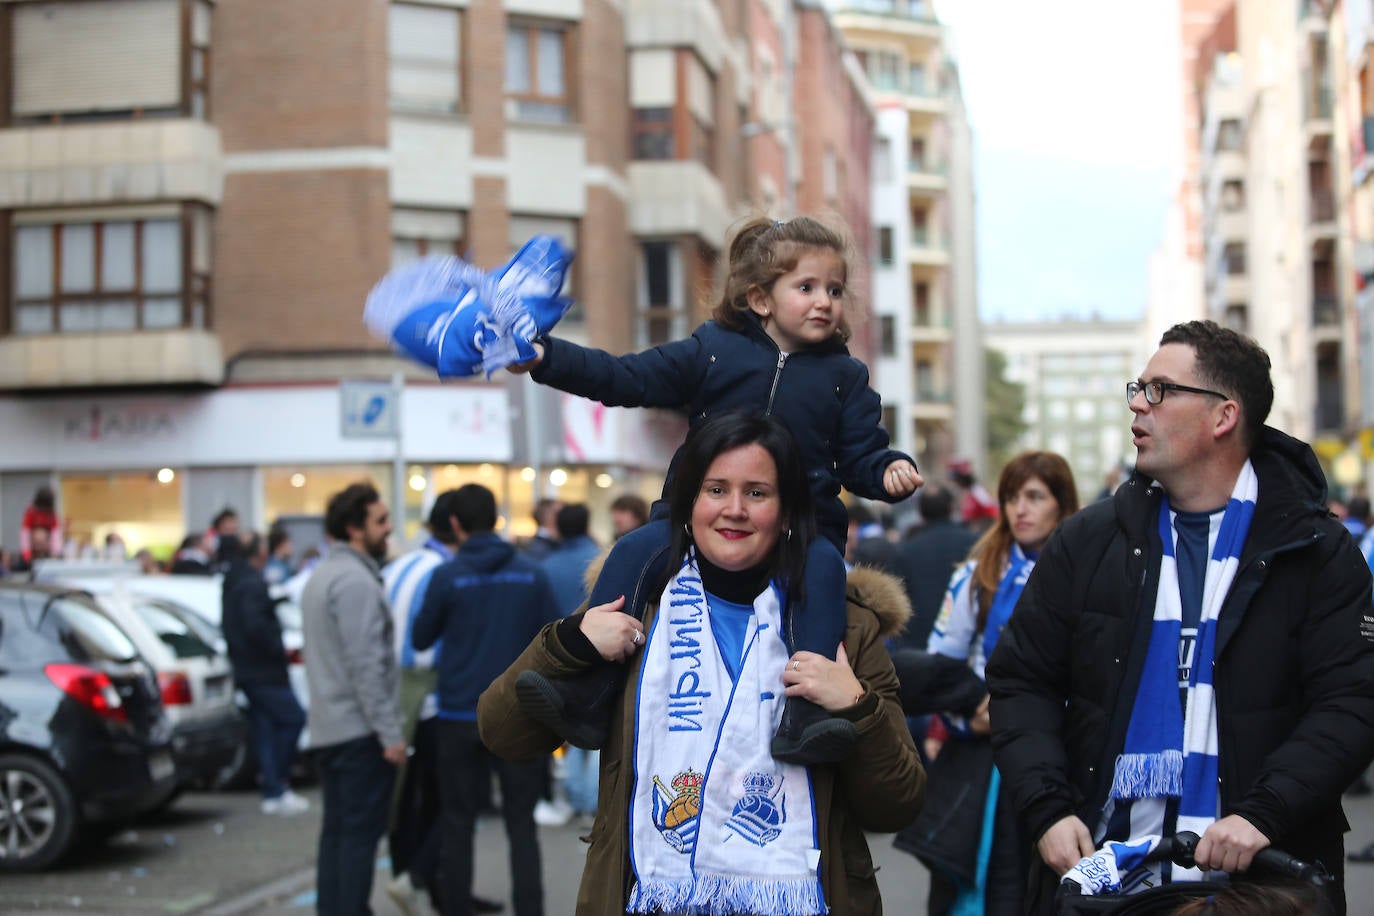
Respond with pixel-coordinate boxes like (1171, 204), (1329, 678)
(969, 450), (1079, 632)
(710, 214), (856, 344)
(324, 482), (381, 541)
(658, 411), (816, 605)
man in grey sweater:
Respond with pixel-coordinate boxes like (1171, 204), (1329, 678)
(301, 482), (404, 916)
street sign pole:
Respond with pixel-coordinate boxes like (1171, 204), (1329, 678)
(391, 371), (406, 538)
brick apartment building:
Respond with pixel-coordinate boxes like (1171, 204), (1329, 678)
(0, 0), (878, 557)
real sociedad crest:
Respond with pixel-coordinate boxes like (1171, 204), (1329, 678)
(651, 769), (703, 853)
(724, 771), (785, 847)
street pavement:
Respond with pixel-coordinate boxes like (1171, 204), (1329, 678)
(4, 784), (1374, 914)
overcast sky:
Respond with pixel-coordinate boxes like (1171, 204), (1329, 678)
(932, 0), (1183, 323)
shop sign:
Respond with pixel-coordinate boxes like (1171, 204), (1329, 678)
(62, 405), (177, 442)
(340, 380), (399, 439)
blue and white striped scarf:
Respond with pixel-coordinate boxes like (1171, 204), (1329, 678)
(1108, 460), (1256, 883)
(627, 555), (823, 915)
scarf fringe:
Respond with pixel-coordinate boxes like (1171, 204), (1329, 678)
(1110, 750), (1183, 800)
(628, 873), (825, 916)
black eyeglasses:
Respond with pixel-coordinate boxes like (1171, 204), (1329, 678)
(1126, 380), (1231, 406)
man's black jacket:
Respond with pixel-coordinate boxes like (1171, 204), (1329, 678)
(221, 561), (290, 687)
(987, 427), (1374, 897)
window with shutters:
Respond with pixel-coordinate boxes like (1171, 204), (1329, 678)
(389, 3), (462, 115)
(6, 0), (213, 125)
(6, 204), (213, 335)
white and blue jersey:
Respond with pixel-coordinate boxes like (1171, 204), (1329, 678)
(382, 537), (453, 669)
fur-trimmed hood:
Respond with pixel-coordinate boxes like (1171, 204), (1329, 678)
(580, 549), (911, 641)
(846, 563), (912, 641)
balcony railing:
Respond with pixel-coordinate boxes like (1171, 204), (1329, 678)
(908, 158), (946, 174)
(1313, 293), (1339, 326)
(914, 388), (952, 404)
(843, 0), (938, 23)
(1305, 87), (1333, 121)
(1310, 188), (1335, 223)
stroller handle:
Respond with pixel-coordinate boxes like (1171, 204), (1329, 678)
(1059, 831), (1332, 898)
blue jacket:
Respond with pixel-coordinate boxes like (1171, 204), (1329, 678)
(412, 532), (561, 719)
(532, 315), (913, 545)
(542, 534), (600, 615)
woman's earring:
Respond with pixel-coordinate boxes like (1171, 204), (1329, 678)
(786, 528), (792, 542)
(683, 523), (692, 540)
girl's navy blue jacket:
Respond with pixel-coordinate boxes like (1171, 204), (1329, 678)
(531, 313), (913, 544)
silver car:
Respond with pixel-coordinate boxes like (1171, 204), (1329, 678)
(46, 577), (244, 793)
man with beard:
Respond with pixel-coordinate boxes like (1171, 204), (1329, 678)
(301, 482), (406, 915)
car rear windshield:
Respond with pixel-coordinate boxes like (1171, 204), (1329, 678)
(41, 594), (140, 664)
(131, 599), (217, 659)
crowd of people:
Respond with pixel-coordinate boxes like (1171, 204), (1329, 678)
(5, 213), (1374, 916)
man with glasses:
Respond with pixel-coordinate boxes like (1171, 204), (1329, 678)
(986, 320), (1374, 913)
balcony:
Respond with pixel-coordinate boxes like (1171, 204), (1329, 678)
(911, 303), (951, 344)
(628, 160), (728, 241)
(1313, 293), (1340, 327)
(907, 227), (949, 267)
(833, 3), (941, 49)
(906, 158), (947, 195)
(912, 388), (953, 421)
(0, 119), (223, 209)
(1303, 87), (1333, 137)
(1308, 188), (1337, 242)
(0, 329), (224, 390)
(905, 82), (947, 117)
(1209, 209), (1246, 243)
(1207, 273), (1249, 317)
(841, 0), (937, 21)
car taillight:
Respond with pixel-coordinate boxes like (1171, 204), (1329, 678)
(285, 647), (303, 665)
(157, 672), (193, 705)
(44, 663), (129, 722)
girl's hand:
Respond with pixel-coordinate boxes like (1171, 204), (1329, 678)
(781, 643), (865, 712)
(507, 341), (546, 374)
(884, 459), (923, 497)
(578, 595), (646, 662)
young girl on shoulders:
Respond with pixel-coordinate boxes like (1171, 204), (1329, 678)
(511, 214), (920, 765)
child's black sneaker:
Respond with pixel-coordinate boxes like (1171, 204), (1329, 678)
(770, 696), (858, 765)
(515, 669), (614, 750)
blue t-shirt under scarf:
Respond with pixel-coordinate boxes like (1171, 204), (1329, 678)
(693, 552), (774, 685)
(707, 595), (755, 681)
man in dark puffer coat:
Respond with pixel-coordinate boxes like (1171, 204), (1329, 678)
(987, 321), (1374, 914)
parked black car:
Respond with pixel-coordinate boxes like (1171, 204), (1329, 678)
(0, 584), (177, 870)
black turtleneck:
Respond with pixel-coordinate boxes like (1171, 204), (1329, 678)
(695, 551), (772, 605)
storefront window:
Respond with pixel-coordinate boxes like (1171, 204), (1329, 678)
(380, 463), (666, 548)
(61, 470), (184, 559)
(262, 464), (393, 529)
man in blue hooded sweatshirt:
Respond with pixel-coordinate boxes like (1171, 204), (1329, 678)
(412, 483), (561, 916)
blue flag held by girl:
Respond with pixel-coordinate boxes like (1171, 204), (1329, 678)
(363, 235), (574, 378)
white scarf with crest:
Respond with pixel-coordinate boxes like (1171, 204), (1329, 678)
(627, 553), (823, 915)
